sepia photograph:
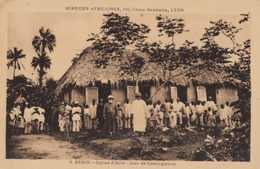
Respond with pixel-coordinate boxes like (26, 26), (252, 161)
(1, 1), (259, 168)
(5, 11), (251, 161)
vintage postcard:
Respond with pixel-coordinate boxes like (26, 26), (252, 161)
(1, 0), (259, 169)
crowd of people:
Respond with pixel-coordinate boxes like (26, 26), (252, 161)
(7, 92), (242, 138)
(57, 93), (241, 136)
(6, 101), (47, 136)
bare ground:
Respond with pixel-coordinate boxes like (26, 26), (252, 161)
(6, 134), (103, 160)
(6, 127), (207, 160)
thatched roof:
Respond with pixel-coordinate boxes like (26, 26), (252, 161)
(56, 47), (238, 94)
(56, 47), (161, 94)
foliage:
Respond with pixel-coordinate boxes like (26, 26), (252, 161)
(7, 75), (60, 121)
(199, 16), (251, 122)
(32, 26), (56, 53)
(227, 39), (251, 121)
(191, 122), (250, 161)
(6, 75), (35, 112)
(87, 13), (151, 88)
(7, 47), (26, 79)
(32, 27), (56, 86)
(31, 52), (51, 86)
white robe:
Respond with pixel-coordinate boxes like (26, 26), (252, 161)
(123, 103), (132, 118)
(24, 107), (32, 123)
(89, 104), (97, 119)
(131, 99), (149, 132)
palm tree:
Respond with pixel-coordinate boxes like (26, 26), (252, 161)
(7, 47), (26, 79)
(32, 26), (56, 53)
(31, 52), (51, 86)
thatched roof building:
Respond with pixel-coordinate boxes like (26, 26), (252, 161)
(56, 47), (238, 105)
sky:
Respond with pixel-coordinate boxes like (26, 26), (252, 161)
(7, 12), (250, 83)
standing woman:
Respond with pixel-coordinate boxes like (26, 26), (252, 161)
(131, 92), (149, 135)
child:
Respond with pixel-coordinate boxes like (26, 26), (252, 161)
(158, 105), (165, 127)
(123, 99), (131, 130)
(219, 104), (228, 126)
(83, 104), (90, 129)
(116, 102), (123, 131)
(195, 100), (203, 126)
(189, 101), (197, 126)
(150, 102), (158, 127)
(206, 107), (215, 126)
(183, 102), (191, 127)
(89, 99), (97, 130)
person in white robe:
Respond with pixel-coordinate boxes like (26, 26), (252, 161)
(183, 102), (191, 127)
(131, 92), (149, 133)
(38, 107), (45, 131)
(123, 99), (132, 130)
(219, 104), (228, 126)
(24, 102), (32, 134)
(224, 101), (232, 126)
(189, 101), (197, 126)
(195, 100), (204, 126)
(206, 96), (217, 114)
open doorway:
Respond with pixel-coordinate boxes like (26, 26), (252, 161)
(139, 85), (150, 102)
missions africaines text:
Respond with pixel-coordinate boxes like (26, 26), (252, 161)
(65, 7), (183, 12)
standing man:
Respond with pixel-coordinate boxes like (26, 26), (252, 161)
(97, 99), (105, 130)
(131, 92), (149, 135)
(24, 102), (32, 134)
(103, 95), (117, 135)
(72, 101), (81, 132)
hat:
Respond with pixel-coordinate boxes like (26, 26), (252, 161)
(107, 95), (114, 100)
(117, 102), (121, 105)
(74, 101), (79, 105)
(135, 92), (142, 97)
(61, 101), (64, 105)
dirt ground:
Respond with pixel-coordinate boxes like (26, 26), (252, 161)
(6, 134), (103, 160)
(6, 127), (207, 160)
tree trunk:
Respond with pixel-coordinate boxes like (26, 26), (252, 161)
(148, 81), (167, 101)
(13, 61), (16, 79)
(39, 67), (43, 87)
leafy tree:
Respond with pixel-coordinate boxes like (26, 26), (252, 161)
(7, 75), (35, 112)
(31, 52), (51, 86)
(87, 13), (151, 92)
(32, 27), (56, 53)
(137, 15), (203, 100)
(7, 47), (26, 79)
(200, 15), (251, 121)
